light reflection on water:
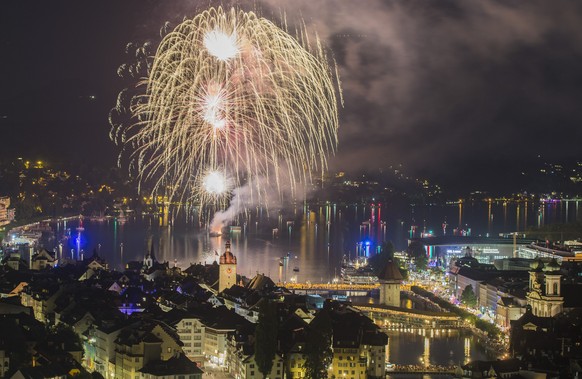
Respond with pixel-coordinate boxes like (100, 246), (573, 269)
(386, 329), (487, 366)
(43, 202), (534, 368)
(46, 200), (581, 280)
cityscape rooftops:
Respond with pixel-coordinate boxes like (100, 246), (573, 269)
(139, 354), (203, 376)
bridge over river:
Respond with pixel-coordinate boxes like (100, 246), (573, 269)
(278, 282), (461, 330)
(387, 366), (457, 376)
(277, 282), (381, 296)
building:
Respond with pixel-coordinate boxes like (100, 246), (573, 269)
(204, 311), (237, 366)
(235, 352), (284, 379)
(219, 241), (237, 293)
(30, 249), (57, 271)
(329, 304), (388, 379)
(518, 244), (580, 263)
(0, 343), (9, 378)
(113, 321), (183, 379)
(0, 197), (14, 227)
(460, 358), (521, 378)
(410, 236), (537, 264)
(141, 247), (169, 281)
(87, 319), (128, 378)
(139, 354), (203, 379)
(526, 259), (563, 317)
(495, 297), (526, 330)
(377, 260), (402, 307)
(172, 314), (206, 366)
(4, 252), (27, 271)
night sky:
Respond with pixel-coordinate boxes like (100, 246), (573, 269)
(1, 0), (582, 192)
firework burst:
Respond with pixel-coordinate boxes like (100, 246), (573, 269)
(112, 6), (341, 213)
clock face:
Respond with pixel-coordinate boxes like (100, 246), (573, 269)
(226, 268), (232, 274)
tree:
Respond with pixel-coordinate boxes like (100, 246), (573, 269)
(15, 196), (37, 222)
(254, 300), (278, 379)
(368, 241), (395, 274)
(49, 323), (83, 352)
(369, 241), (408, 279)
(461, 284), (477, 308)
(304, 309), (333, 379)
(407, 241), (428, 271)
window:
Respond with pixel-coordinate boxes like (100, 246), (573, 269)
(250, 364), (255, 368)
(251, 371), (255, 376)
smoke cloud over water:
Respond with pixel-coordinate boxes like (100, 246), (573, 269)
(209, 176), (311, 233)
(209, 182), (252, 233)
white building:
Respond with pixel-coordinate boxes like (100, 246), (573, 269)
(0, 197), (14, 227)
(174, 317), (206, 366)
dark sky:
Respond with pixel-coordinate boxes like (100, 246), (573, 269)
(1, 0), (582, 192)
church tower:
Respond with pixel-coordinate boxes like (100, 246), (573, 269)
(526, 258), (563, 317)
(378, 259), (403, 307)
(219, 240), (237, 293)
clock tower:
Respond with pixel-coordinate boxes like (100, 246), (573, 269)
(219, 240), (237, 293)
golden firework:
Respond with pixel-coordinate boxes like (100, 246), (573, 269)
(114, 6), (340, 211)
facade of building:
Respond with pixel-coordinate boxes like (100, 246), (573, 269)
(0, 197), (14, 226)
(0, 346), (9, 378)
(332, 340), (386, 379)
(113, 322), (183, 379)
(219, 241), (237, 293)
(495, 297), (525, 330)
(204, 323), (234, 366)
(175, 317), (205, 366)
(377, 260), (402, 307)
(331, 347), (367, 379)
(30, 249), (57, 271)
(329, 304), (388, 379)
(526, 259), (563, 317)
(235, 353), (284, 379)
(460, 359), (521, 378)
(286, 348), (307, 379)
(89, 321), (127, 379)
(138, 354), (203, 379)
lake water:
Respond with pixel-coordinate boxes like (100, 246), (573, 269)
(46, 199), (582, 281)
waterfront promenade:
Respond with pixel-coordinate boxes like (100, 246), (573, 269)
(388, 364), (458, 375)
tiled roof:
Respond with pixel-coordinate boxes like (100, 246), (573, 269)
(377, 260), (403, 281)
